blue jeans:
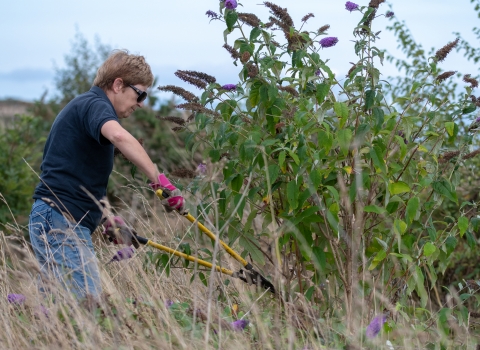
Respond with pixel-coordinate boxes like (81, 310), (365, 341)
(29, 199), (102, 299)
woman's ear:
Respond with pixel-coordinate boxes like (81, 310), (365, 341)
(112, 78), (124, 93)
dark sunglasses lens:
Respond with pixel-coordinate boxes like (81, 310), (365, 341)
(137, 91), (147, 103)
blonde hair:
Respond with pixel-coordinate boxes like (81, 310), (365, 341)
(93, 50), (154, 91)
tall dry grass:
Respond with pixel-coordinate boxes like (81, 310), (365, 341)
(0, 186), (478, 349)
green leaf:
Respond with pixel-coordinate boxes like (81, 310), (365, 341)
(432, 178), (458, 204)
(309, 168), (322, 188)
(239, 236), (265, 265)
(333, 102), (349, 119)
(226, 11), (238, 32)
(278, 150), (286, 169)
(315, 83), (330, 104)
(209, 149), (220, 162)
(394, 219), (407, 236)
(405, 197), (419, 225)
(364, 90), (375, 110)
(288, 149), (300, 165)
(368, 250), (386, 270)
(338, 129), (352, 156)
(445, 236), (457, 256)
(458, 216), (469, 237)
(287, 180), (299, 210)
(130, 165), (137, 179)
(372, 107), (384, 132)
(231, 173), (244, 192)
(370, 146), (386, 174)
(388, 181), (411, 195)
(249, 27), (262, 41)
(266, 164), (280, 185)
(462, 104), (476, 115)
(414, 266), (428, 308)
(445, 122), (455, 136)
(423, 242), (436, 257)
(364, 205), (386, 214)
(199, 272), (208, 287)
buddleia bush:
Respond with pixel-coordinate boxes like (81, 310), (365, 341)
(162, 0), (480, 338)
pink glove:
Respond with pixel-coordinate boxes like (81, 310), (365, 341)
(102, 216), (139, 248)
(150, 173), (186, 213)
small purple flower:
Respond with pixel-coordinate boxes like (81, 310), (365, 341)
(315, 69), (321, 76)
(345, 1), (359, 12)
(319, 37), (339, 48)
(197, 163), (207, 175)
(231, 319), (249, 331)
(7, 294), (26, 305)
(366, 314), (387, 338)
(221, 84), (237, 91)
(225, 0), (237, 9)
(110, 247), (135, 262)
(386, 11), (394, 18)
(165, 300), (174, 308)
(206, 10), (219, 19)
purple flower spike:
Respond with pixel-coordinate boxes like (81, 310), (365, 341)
(225, 0), (237, 9)
(110, 247), (135, 262)
(206, 10), (219, 19)
(221, 84), (237, 91)
(345, 1), (359, 12)
(366, 314), (387, 339)
(197, 163), (207, 175)
(165, 300), (174, 308)
(7, 294), (26, 305)
(386, 11), (394, 18)
(319, 37), (339, 48)
(231, 319), (249, 331)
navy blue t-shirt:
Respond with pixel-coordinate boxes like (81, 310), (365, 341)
(33, 86), (118, 232)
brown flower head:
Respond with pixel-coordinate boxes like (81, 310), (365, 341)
(368, 0), (385, 8)
(181, 70), (216, 84)
(174, 71), (207, 89)
(246, 62), (259, 78)
(240, 51), (251, 64)
(238, 13), (261, 27)
(176, 102), (220, 117)
(278, 85), (299, 97)
(435, 38), (459, 62)
(170, 168), (196, 178)
(157, 85), (198, 102)
(435, 71), (456, 83)
(223, 43), (241, 60)
(463, 74), (479, 89)
(463, 149), (480, 160)
(268, 16), (290, 32)
(187, 113), (196, 122)
(301, 13), (314, 22)
(264, 2), (294, 28)
(438, 150), (460, 163)
(270, 40), (281, 47)
(157, 116), (186, 126)
(318, 24), (330, 34)
(346, 63), (358, 78)
(171, 126), (184, 132)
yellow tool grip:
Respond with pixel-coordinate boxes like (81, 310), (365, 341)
(146, 240), (234, 276)
(155, 188), (249, 267)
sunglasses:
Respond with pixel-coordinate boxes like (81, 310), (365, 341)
(129, 85), (148, 103)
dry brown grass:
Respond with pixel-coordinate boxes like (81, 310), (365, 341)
(1, 186), (480, 349)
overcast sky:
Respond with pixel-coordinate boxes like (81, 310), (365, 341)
(1, 0), (478, 103)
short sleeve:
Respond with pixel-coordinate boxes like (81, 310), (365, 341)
(84, 100), (118, 144)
